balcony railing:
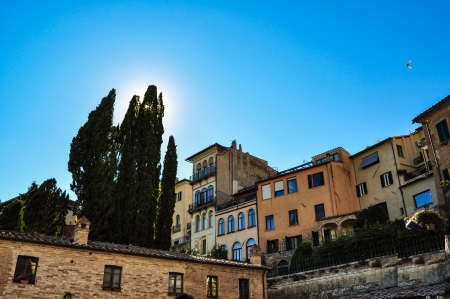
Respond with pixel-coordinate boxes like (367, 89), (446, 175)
(171, 234), (190, 247)
(188, 197), (216, 212)
(190, 165), (216, 181)
(172, 224), (181, 233)
(402, 162), (433, 185)
(413, 155), (424, 165)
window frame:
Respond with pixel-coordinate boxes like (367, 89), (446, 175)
(233, 242), (242, 261)
(239, 278), (250, 299)
(265, 215), (275, 231)
(218, 218), (225, 235)
(168, 272), (184, 295)
(356, 182), (367, 197)
(228, 215), (235, 233)
(314, 204), (325, 221)
(102, 265), (122, 291)
(202, 212), (207, 230)
(13, 255), (39, 284)
(436, 119), (450, 143)
(287, 178), (298, 194)
(196, 215), (201, 232)
(248, 209), (256, 227)
(396, 144), (404, 157)
(288, 209), (299, 226)
(414, 189), (433, 208)
(274, 180), (284, 197)
(262, 184), (271, 200)
(380, 171), (394, 187)
(206, 276), (218, 298)
(308, 172), (325, 188)
(238, 212), (245, 230)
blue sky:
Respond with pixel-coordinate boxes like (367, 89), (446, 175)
(1, 1), (449, 202)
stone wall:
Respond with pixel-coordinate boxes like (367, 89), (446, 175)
(267, 251), (448, 298)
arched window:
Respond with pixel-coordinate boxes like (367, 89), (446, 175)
(201, 188), (207, 203)
(195, 191), (201, 206)
(209, 210), (214, 228)
(238, 212), (245, 230)
(197, 163), (202, 177)
(246, 238), (255, 260)
(218, 218), (225, 235)
(278, 260), (289, 275)
(228, 215), (235, 233)
(203, 160), (208, 174)
(207, 185), (214, 202)
(248, 209), (256, 227)
(233, 242), (242, 261)
(195, 215), (200, 232)
(202, 213), (207, 230)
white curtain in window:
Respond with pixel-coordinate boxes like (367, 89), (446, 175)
(262, 184), (271, 199)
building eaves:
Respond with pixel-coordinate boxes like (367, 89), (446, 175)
(0, 230), (270, 270)
(412, 94), (450, 124)
(311, 147), (350, 158)
(185, 143), (227, 162)
(349, 137), (392, 158)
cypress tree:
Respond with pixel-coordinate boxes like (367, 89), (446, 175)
(135, 85), (164, 247)
(115, 95), (141, 244)
(68, 89), (117, 241)
(23, 179), (70, 236)
(155, 135), (178, 249)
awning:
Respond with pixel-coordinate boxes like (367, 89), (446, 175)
(359, 152), (379, 168)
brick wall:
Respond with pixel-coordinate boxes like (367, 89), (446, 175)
(0, 239), (268, 299)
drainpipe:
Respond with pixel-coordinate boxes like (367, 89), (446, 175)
(390, 139), (408, 216)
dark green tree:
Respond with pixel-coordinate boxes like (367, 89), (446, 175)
(354, 204), (389, 229)
(114, 95), (141, 244)
(68, 89), (117, 241)
(22, 179), (70, 236)
(135, 85), (164, 247)
(209, 243), (228, 260)
(0, 198), (25, 231)
(155, 135), (178, 249)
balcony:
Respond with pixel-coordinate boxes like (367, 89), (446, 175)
(188, 196), (216, 213)
(172, 224), (181, 233)
(170, 234), (191, 251)
(190, 165), (216, 182)
(413, 155), (424, 165)
(402, 162), (433, 185)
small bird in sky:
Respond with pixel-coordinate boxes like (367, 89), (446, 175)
(407, 60), (412, 69)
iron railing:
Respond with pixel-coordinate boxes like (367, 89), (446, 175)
(188, 197), (216, 212)
(190, 165), (216, 181)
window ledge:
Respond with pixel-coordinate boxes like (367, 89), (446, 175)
(103, 287), (121, 292)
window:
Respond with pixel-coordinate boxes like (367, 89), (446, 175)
(274, 181), (284, 197)
(266, 215), (274, 230)
(308, 172), (324, 188)
(239, 279), (250, 299)
(267, 239), (278, 253)
(262, 184), (271, 200)
(359, 152), (379, 169)
(329, 153), (339, 161)
(289, 210), (298, 226)
(203, 160), (208, 174)
(103, 266), (122, 290)
(196, 215), (200, 232)
(206, 276), (218, 298)
(248, 209), (256, 227)
(209, 210), (214, 228)
(177, 191), (182, 201)
(195, 191), (201, 206)
(175, 215), (180, 227)
(396, 145), (404, 157)
(356, 182), (367, 197)
(218, 218), (225, 235)
(197, 163), (202, 177)
(380, 171), (393, 187)
(287, 178), (297, 193)
(201, 188), (207, 203)
(436, 119), (450, 143)
(316, 157), (327, 164)
(286, 235), (302, 251)
(238, 212), (245, 230)
(228, 215), (235, 232)
(444, 168), (450, 181)
(202, 239), (207, 255)
(414, 190), (433, 208)
(278, 260), (289, 275)
(168, 273), (183, 295)
(233, 242), (242, 261)
(202, 213), (207, 230)
(13, 256), (38, 284)
(207, 185), (214, 202)
(246, 238), (255, 260)
(314, 204), (325, 221)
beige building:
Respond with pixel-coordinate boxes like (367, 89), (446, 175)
(351, 128), (438, 220)
(413, 94), (450, 207)
(256, 147), (360, 254)
(186, 141), (276, 256)
(0, 217), (270, 299)
(216, 186), (258, 261)
(170, 179), (193, 252)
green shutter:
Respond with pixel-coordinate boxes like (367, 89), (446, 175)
(380, 175), (385, 187)
(356, 185), (361, 197)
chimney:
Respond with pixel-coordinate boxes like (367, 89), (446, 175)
(72, 216), (90, 245)
(249, 244), (262, 265)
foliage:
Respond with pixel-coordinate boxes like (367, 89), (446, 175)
(68, 89), (117, 241)
(411, 210), (445, 229)
(354, 205), (389, 229)
(0, 198), (25, 231)
(209, 243), (228, 260)
(291, 242), (312, 262)
(155, 135), (178, 249)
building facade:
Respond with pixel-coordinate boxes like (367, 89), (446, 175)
(351, 128), (438, 220)
(256, 147), (360, 255)
(170, 179), (193, 252)
(413, 94), (450, 207)
(186, 141), (276, 256)
(0, 217), (270, 299)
